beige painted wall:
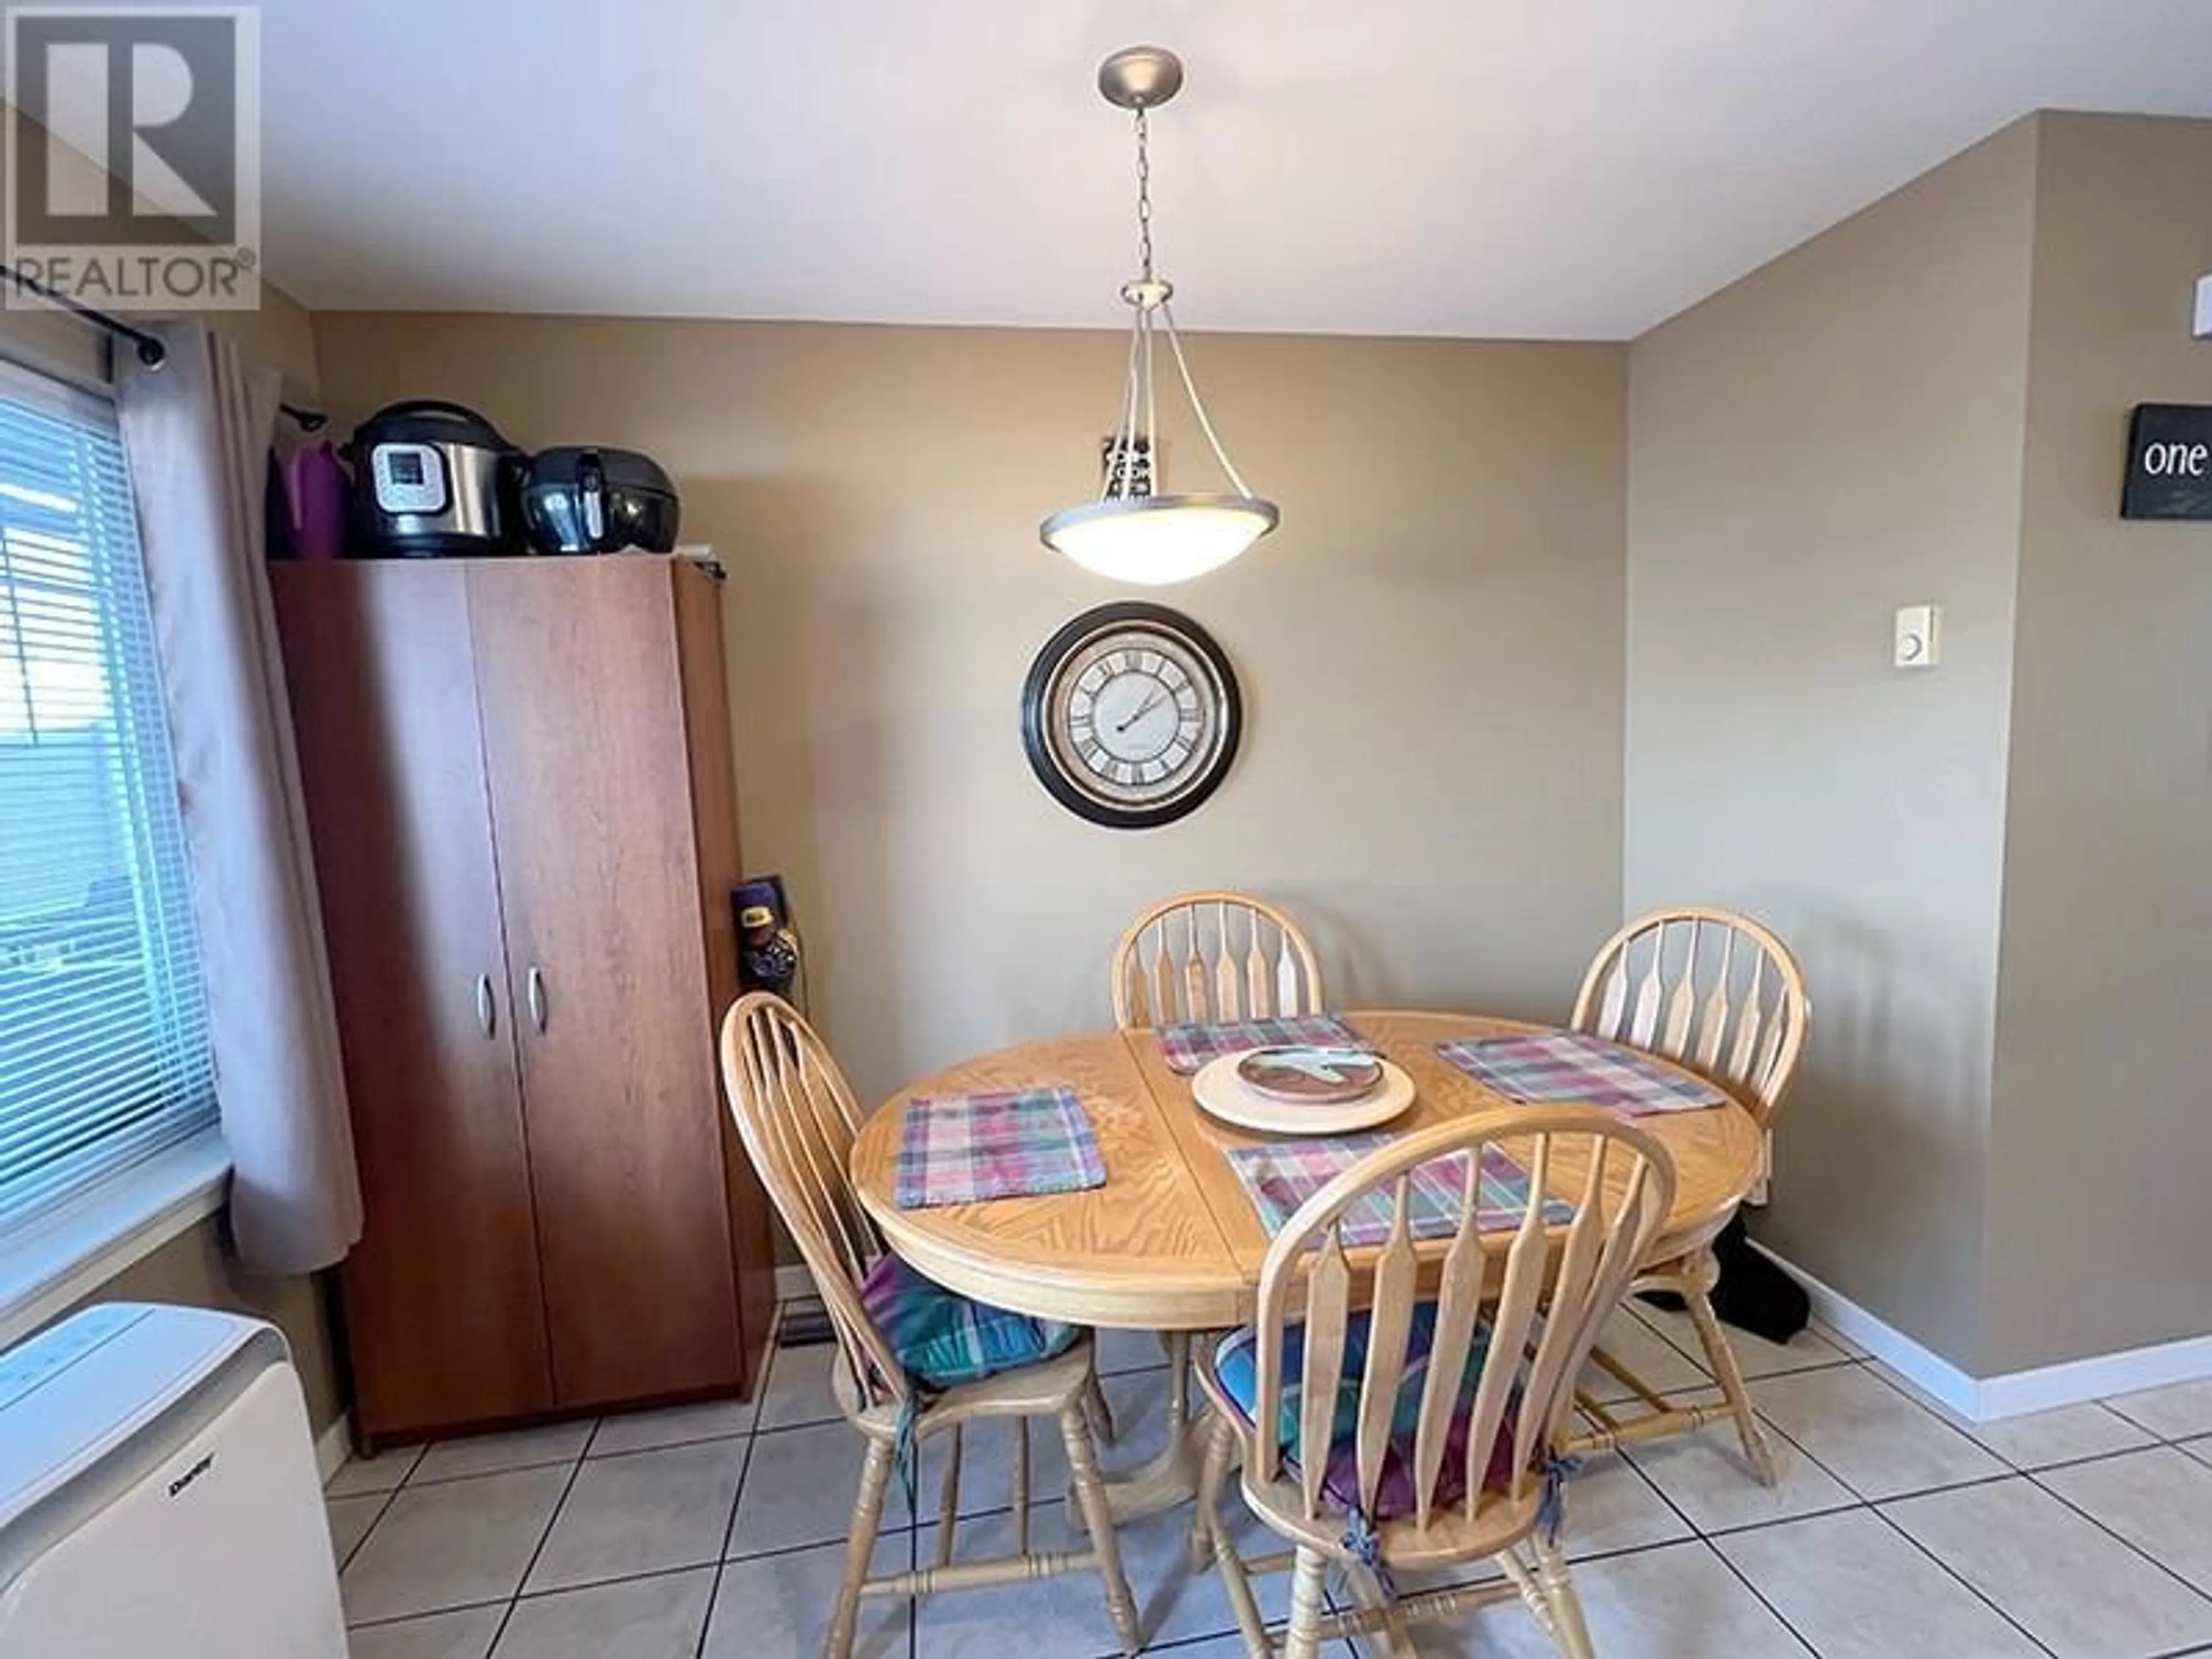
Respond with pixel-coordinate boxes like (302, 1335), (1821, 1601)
(65, 1209), (345, 1432)
(1983, 115), (2212, 1372)
(1624, 121), (2040, 1366)
(310, 316), (1629, 1114)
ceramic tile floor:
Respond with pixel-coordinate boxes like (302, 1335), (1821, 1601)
(327, 1302), (2212, 1659)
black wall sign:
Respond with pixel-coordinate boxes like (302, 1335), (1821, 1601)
(2123, 404), (2212, 520)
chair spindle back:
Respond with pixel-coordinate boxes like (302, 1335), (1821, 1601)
(719, 993), (908, 1416)
(1571, 906), (1809, 1123)
(1247, 1110), (1675, 1533)
(1111, 891), (1324, 1029)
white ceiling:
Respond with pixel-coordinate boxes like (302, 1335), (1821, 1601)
(240, 0), (2212, 340)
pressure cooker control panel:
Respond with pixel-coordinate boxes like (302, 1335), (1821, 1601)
(370, 442), (450, 515)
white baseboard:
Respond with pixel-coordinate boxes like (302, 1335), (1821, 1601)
(1977, 1331), (2212, 1419)
(1749, 1240), (2212, 1422)
(1749, 1241), (1986, 1418)
(314, 1416), (353, 1484)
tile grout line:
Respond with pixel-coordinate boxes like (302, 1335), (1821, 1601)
(748, 1370), (1162, 1441)
(1728, 1369), (2065, 1659)
(1858, 1500), (2065, 1659)
(2022, 1460), (2212, 1612)
(481, 1440), (594, 1656)
(329, 1298), (898, 1646)
(346, 1434), (782, 1628)
(323, 1437), (428, 1581)
(894, 1374), (2177, 1658)
(1859, 1357), (2212, 1623)
(1656, 1369), (2066, 1659)
(344, 1594), (512, 1634)
(588, 1429), (755, 1463)
(761, 1308), (919, 1659)
(347, 1557), (739, 1621)
(396, 1456), (593, 1491)
(1866, 1346), (2209, 1459)
(1698, 1449), (2060, 1659)
(1858, 1355), (2178, 1474)
(691, 1412), (760, 1659)
(702, 1309), (791, 1659)
(1693, 1535), (1821, 1657)
(337, 1297), (2212, 1655)
(1696, 1497), (1863, 1542)
(1597, 1431), (1816, 1656)
(329, 1479), (407, 1577)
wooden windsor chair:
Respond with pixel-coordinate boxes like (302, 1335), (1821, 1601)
(1192, 1108), (1677, 1658)
(719, 993), (1141, 1658)
(1560, 906), (1809, 1484)
(1108, 890), (1330, 1467)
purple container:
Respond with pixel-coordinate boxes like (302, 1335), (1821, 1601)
(285, 442), (350, 560)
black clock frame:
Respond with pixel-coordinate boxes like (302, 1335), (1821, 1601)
(1020, 600), (1243, 831)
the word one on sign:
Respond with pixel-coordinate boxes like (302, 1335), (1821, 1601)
(2123, 404), (2212, 520)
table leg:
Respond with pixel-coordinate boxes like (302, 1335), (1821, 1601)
(1071, 1330), (1209, 1525)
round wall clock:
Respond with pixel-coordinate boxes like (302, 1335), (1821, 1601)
(1020, 601), (1241, 830)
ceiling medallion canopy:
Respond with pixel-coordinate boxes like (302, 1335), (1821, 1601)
(1039, 46), (1280, 586)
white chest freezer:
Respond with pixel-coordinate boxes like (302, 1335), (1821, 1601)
(0, 1302), (348, 1658)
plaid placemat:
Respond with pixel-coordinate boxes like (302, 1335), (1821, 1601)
(1437, 1029), (1728, 1116)
(893, 1086), (1107, 1209)
(1224, 1133), (1574, 1245)
(1156, 1014), (1369, 1075)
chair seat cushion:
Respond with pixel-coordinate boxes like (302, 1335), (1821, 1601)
(1213, 1302), (1515, 1520)
(858, 1253), (1081, 1390)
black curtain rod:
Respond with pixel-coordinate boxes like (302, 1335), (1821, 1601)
(0, 260), (329, 432)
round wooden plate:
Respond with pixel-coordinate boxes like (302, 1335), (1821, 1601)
(1234, 1046), (1385, 1104)
(1192, 1052), (1416, 1137)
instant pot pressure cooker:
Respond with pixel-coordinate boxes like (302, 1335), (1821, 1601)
(350, 400), (523, 557)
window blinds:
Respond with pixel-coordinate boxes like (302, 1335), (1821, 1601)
(0, 360), (217, 1232)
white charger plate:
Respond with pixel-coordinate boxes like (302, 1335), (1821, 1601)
(1191, 1050), (1416, 1137)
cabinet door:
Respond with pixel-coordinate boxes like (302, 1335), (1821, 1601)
(467, 559), (741, 1407)
(271, 563), (554, 1441)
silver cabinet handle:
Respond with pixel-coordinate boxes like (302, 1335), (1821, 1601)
(527, 966), (548, 1033)
(474, 973), (496, 1039)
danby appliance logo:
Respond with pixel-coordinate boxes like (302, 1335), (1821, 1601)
(165, 1450), (214, 1499)
(2123, 404), (2212, 521)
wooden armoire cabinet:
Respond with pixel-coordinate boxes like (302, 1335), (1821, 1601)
(272, 555), (774, 1449)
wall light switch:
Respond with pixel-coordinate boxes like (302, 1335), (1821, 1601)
(1894, 604), (1941, 669)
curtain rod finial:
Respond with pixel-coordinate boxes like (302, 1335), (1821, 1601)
(135, 337), (166, 369)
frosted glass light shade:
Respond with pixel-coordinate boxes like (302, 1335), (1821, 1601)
(1039, 493), (1279, 585)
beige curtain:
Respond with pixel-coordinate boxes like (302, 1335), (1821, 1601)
(117, 323), (361, 1274)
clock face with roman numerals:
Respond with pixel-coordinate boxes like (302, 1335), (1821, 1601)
(1020, 601), (1241, 830)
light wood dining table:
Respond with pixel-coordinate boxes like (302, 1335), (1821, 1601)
(848, 1009), (1766, 1522)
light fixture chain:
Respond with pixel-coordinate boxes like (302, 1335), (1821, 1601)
(1132, 107), (1154, 281)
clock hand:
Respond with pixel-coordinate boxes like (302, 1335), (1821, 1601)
(1115, 688), (1171, 734)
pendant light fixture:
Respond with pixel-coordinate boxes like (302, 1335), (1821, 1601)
(1039, 46), (1279, 585)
